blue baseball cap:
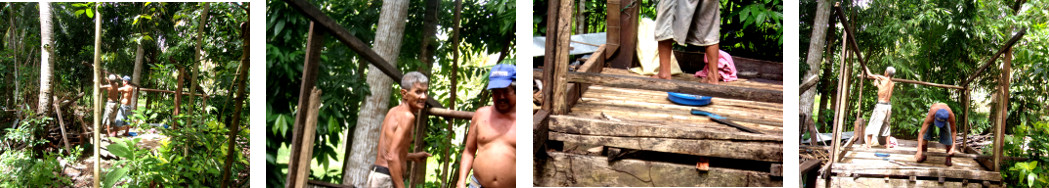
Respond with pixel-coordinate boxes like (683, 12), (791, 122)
(487, 64), (515, 90)
(934, 109), (949, 128)
(122, 76), (131, 82)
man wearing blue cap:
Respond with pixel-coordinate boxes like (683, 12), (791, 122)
(112, 75), (138, 136)
(915, 103), (957, 166)
(457, 64), (516, 188)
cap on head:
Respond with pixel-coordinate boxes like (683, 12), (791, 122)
(122, 76), (131, 82)
(108, 74), (118, 82)
(885, 66), (896, 77)
(487, 64), (516, 90)
(401, 71), (429, 89)
(934, 109), (949, 128)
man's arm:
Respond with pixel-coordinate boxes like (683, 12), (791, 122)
(383, 113), (412, 188)
(915, 108), (934, 158)
(455, 111), (482, 188)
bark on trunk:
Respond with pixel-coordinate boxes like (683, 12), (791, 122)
(131, 41), (144, 110)
(343, 0), (411, 187)
(91, 3), (102, 188)
(188, 2), (210, 119)
(37, 2), (54, 115)
(800, 0), (832, 125)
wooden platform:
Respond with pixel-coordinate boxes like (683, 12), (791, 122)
(825, 139), (1002, 186)
(536, 68), (783, 186)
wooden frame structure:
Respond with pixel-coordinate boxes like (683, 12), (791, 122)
(534, 0), (783, 186)
(279, 0), (482, 187)
(802, 4), (1028, 188)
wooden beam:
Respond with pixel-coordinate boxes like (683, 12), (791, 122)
(966, 29), (1026, 84)
(549, 115), (781, 141)
(550, 0), (573, 114)
(830, 163), (1002, 182)
(281, 0), (443, 108)
(859, 75), (964, 90)
(549, 132), (782, 162)
(801, 159), (822, 174)
(292, 88), (322, 188)
(993, 47), (1012, 171)
(408, 106), (428, 187)
(52, 99), (71, 153)
(819, 176), (996, 188)
(540, 0), (560, 112)
(563, 44), (607, 109)
(604, 0), (620, 58)
(828, 22), (852, 182)
(137, 88), (209, 97)
(285, 22), (325, 188)
(533, 110), (551, 158)
(833, 5), (869, 71)
(564, 72), (782, 103)
(803, 145), (1028, 161)
(800, 75), (818, 93)
(426, 108), (473, 120)
(536, 151), (782, 187)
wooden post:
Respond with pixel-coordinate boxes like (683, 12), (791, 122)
(53, 99), (71, 153)
(961, 85), (970, 150)
(827, 29), (852, 183)
(292, 88), (323, 188)
(92, 4), (102, 187)
(409, 107), (428, 188)
(285, 22), (326, 188)
(608, 0), (638, 67)
(220, 22), (250, 188)
(550, 0), (573, 114)
(174, 67), (183, 128)
(993, 47), (1011, 171)
(605, 0), (620, 58)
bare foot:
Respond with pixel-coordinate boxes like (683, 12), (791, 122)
(703, 76), (719, 84)
(651, 73), (671, 80)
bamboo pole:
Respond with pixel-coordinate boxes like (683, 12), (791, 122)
(92, 3), (101, 188)
(220, 21), (250, 188)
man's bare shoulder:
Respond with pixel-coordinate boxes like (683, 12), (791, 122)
(384, 106), (416, 124)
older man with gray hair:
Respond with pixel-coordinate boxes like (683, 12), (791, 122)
(368, 71), (433, 188)
(863, 66), (896, 148)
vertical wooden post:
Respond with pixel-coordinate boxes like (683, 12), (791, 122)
(827, 29), (852, 184)
(92, 4), (102, 187)
(286, 22), (326, 188)
(608, 0), (638, 67)
(961, 85), (970, 149)
(292, 88), (323, 188)
(174, 67), (183, 128)
(550, 0), (573, 114)
(604, 0), (620, 59)
(541, 0), (561, 112)
(409, 108), (429, 188)
(993, 47), (1011, 171)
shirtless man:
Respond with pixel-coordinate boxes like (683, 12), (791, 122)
(368, 72), (433, 188)
(456, 64), (517, 188)
(915, 103), (957, 166)
(113, 76), (137, 136)
(99, 74), (123, 136)
(863, 66), (896, 148)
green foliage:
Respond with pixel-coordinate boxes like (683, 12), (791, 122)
(0, 150), (73, 187)
(1003, 121), (1049, 188)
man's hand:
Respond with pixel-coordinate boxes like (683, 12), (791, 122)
(408, 152), (432, 162)
(947, 145), (956, 156)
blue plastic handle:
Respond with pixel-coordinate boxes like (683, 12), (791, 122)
(690, 109), (724, 120)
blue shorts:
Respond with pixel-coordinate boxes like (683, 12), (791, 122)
(469, 174), (483, 188)
(923, 124), (953, 145)
(115, 105), (132, 127)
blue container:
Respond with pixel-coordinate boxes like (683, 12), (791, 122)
(667, 92), (713, 106)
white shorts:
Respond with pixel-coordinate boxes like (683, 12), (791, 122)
(654, 0), (720, 46)
(865, 103), (892, 137)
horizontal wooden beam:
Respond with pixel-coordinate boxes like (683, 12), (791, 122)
(426, 108), (473, 120)
(536, 151), (782, 187)
(282, 0), (443, 108)
(549, 115), (780, 141)
(831, 163), (1002, 181)
(967, 28), (1027, 84)
(549, 132), (782, 162)
(800, 74), (818, 92)
(819, 176), (992, 187)
(860, 75), (964, 89)
(800, 159), (822, 174)
(564, 71), (782, 103)
(533, 110), (551, 157)
(137, 88), (208, 97)
(803, 145), (1028, 161)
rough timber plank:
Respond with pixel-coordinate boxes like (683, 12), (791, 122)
(817, 176), (999, 188)
(536, 151), (782, 187)
(565, 71), (782, 103)
(831, 163), (1001, 182)
(549, 132), (782, 162)
(549, 115), (781, 141)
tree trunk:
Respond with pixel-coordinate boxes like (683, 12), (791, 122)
(440, 0), (463, 187)
(131, 40), (144, 110)
(220, 22), (250, 188)
(91, 3), (102, 188)
(37, 2), (54, 115)
(343, 0), (411, 187)
(187, 2), (210, 120)
(577, 0), (585, 34)
(800, 0), (832, 125)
